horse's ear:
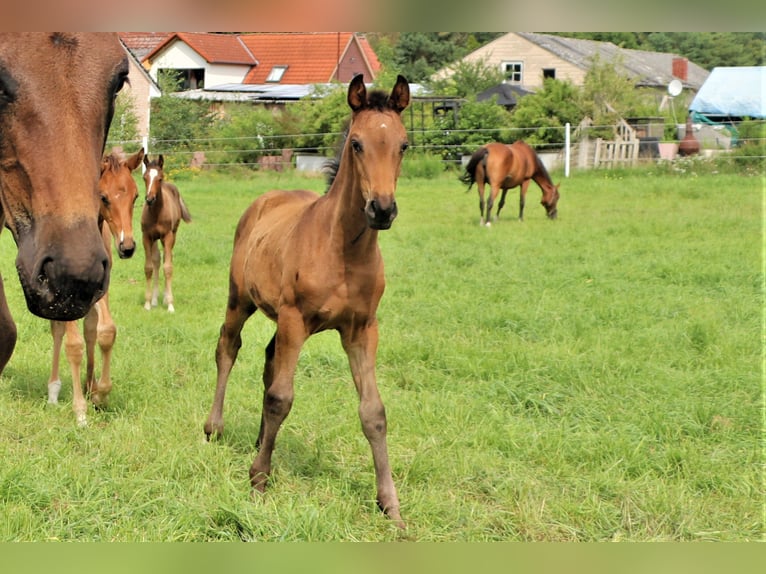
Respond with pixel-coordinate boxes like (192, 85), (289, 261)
(389, 75), (410, 114)
(100, 157), (109, 176)
(126, 148), (144, 171)
(143, 155), (149, 167)
(347, 74), (366, 112)
(158, 155), (164, 168)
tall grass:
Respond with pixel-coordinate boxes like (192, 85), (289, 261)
(0, 165), (761, 541)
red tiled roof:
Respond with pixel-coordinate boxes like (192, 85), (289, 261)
(118, 32), (172, 61)
(239, 33), (379, 84)
(144, 32), (257, 66)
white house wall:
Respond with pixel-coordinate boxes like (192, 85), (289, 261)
(148, 40), (249, 86)
(460, 33), (586, 90)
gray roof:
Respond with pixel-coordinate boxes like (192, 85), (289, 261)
(517, 33), (709, 90)
(476, 83), (534, 107)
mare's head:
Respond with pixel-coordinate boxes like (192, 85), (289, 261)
(99, 148), (144, 259)
(142, 154), (165, 206)
(542, 184), (560, 220)
(343, 74), (410, 230)
(0, 33), (128, 319)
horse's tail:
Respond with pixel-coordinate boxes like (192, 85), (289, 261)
(459, 146), (488, 191)
(179, 196), (192, 223)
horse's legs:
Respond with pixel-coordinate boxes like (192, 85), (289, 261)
(62, 321), (88, 426)
(89, 298), (115, 407)
(249, 308), (306, 493)
(485, 184), (501, 227)
(161, 232), (176, 312)
(341, 321), (404, 529)
(256, 334), (277, 448)
(82, 307), (98, 400)
(477, 180), (486, 226)
(143, 236), (159, 310)
(497, 188), (509, 220)
(519, 180), (530, 221)
(0, 275), (16, 376)
(48, 321), (66, 404)
(204, 299), (255, 439)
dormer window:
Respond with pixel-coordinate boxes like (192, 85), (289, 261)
(266, 65), (288, 82)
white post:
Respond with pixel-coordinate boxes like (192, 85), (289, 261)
(565, 122), (571, 178)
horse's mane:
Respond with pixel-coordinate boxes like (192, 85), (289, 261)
(102, 152), (122, 172)
(322, 121), (350, 192)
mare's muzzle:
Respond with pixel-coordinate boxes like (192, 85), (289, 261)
(365, 198), (398, 230)
(15, 222), (110, 320)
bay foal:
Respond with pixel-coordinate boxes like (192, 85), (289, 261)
(204, 75), (410, 528)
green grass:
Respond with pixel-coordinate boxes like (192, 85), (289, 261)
(0, 166), (761, 541)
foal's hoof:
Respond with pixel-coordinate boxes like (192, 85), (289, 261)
(378, 500), (406, 529)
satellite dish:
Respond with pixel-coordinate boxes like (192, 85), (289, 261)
(668, 79), (683, 97)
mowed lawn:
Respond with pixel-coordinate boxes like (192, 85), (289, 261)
(0, 165), (760, 541)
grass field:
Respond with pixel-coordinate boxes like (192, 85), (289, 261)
(0, 164), (761, 541)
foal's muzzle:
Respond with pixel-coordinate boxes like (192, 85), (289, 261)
(365, 198), (398, 230)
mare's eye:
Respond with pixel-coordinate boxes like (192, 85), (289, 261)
(401, 142), (409, 153)
(110, 65), (129, 100)
(351, 140), (362, 153)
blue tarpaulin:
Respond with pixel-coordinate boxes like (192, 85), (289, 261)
(689, 66), (765, 119)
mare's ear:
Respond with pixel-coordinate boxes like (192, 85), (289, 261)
(389, 75), (410, 114)
(126, 147), (145, 171)
(347, 74), (366, 112)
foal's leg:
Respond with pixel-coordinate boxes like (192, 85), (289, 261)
(249, 309), (306, 493)
(62, 321), (88, 426)
(48, 321), (66, 404)
(143, 237), (160, 310)
(161, 232), (176, 313)
(0, 275), (16, 375)
(204, 298), (255, 439)
(256, 334), (277, 448)
(518, 180), (530, 221)
(90, 297), (115, 407)
(341, 320), (404, 529)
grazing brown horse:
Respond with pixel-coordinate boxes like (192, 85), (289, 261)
(460, 141), (560, 226)
(204, 74), (410, 529)
(0, 33), (129, 376)
(141, 154), (192, 313)
(48, 149), (143, 426)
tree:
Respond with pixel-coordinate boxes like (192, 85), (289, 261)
(106, 91), (140, 150)
(427, 56), (506, 99)
(510, 78), (582, 146)
(424, 98), (514, 161)
(149, 73), (214, 162)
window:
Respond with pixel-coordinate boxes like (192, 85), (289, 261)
(157, 68), (204, 91)
(266, 66), (288, 82)
(543, 68), (556, 80)
(502, 61), (523, 83)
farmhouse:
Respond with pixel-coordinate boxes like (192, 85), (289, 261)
(120, 32), (382, 105)
(434, 32), (709, 96)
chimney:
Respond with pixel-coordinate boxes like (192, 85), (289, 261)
(672, 57), (688, 82)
